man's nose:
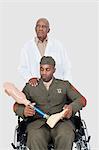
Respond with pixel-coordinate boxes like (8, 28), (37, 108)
(42, 70), (47, 75)
(38, 25), (47, 30)
(39, 26), (43, 29)
(38, 25), (44, 30)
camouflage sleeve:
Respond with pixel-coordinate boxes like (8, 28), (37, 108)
(66, 81), (87, 114)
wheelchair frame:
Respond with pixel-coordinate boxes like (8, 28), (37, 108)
(11, 111), (91, 150)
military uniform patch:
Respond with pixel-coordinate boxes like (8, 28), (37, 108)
(57, 88), (62, 93)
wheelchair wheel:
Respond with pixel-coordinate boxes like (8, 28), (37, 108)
(75, 140), (89, 150)
(74, 118), (91, 150)
(75, 142), (81, 150)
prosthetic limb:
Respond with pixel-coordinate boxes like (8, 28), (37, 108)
(3, 82), (68, 128)
(3, 82), (49, 119)
(46, 109), (67, 128)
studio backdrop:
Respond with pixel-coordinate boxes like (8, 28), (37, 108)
(0, 0), (98, 149)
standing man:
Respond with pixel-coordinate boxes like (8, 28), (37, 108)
(18, 18), (72, 86)
(15, 56), (86, 150)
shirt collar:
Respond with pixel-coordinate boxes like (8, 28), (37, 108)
(43, 77), (53, 86)
(35, 37), (48, 44)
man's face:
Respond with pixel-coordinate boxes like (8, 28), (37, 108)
(35, 19), (50, 42)
(40, 64), (55, 82)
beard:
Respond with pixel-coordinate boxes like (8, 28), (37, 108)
(37, 33), (47, 42)
(41, 75), (52, 82)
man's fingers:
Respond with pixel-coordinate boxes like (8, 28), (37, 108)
(63, 104), (72, 119)
(24, 105), (35, 117)
(29, 82), (37, 87)
(28, 78), (39, 87)
(63, 104), (68, 110)
(66, 111), (72, 119)
(29, 81), (37, 86)
(26, 111), (35, 116)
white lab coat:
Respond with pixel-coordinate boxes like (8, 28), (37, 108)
(18, 38), (72, 82)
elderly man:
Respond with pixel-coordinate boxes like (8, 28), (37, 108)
(14, 56), (87, 150)
(18, 18), (72, 86)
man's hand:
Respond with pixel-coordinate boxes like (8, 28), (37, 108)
(63, 104), (72, 119)
(24, 104), (36, 117)
(28, 78), (39, 86)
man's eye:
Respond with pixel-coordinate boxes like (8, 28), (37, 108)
(46, 68), (50, 71)
(36, 25), (47, 29)
(40, 68), (44, 71)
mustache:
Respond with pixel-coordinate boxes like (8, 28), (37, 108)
(41, 75), (47, 78)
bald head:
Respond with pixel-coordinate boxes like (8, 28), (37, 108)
(36, 18), (49, 28)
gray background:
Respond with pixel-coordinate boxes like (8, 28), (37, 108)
(0, 0), (98, 149)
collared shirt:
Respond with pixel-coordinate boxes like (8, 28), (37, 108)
(35, 37), (48, 57)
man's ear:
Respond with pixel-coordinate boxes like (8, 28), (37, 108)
(53, 68), (56, 73)
(47, 28), (50, 33)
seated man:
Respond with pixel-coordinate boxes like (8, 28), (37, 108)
(14, 56), (87, 150)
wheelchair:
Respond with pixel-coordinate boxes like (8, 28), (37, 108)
(11, 111), (91, 150)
